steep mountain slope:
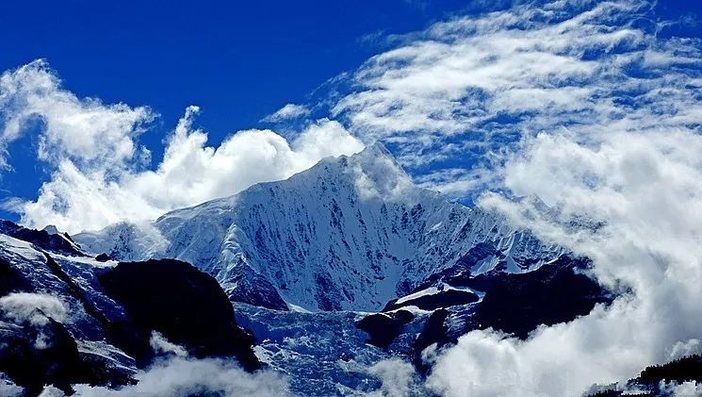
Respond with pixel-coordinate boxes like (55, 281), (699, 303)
(76, 143), (564, 311)
(0, 226), (259, 395)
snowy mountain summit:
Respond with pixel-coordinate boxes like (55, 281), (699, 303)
(76, 143), (562, 311)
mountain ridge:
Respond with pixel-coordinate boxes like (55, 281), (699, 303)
(75, 144), (564, 311)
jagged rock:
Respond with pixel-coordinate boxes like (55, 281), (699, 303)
(0, 220), (83, 257)
(98, 259), (261, 371)
(94, 253), (111, 262)
(356, 310), (415, 349)
(467, 256), (611, 339)
(0, 231), (261, 396)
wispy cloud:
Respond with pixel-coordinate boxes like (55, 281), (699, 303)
(330, 0), (701, 196)
(261, 103), (310, 123)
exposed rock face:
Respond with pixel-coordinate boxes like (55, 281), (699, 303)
(0, 225), (261, 395)
(466, 256), (611, 339)
(355, 255), (611, 365)
(355, 310), (414, 349)
(0, 220), (82, 256)
(98, 259), (260, 371)
(0, 310), (106, 396)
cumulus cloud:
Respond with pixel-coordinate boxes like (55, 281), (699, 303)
(426, 109), (702, 394)
(0, 60), (154, 171)
(0, 62), (364, 233)
(261, 103), (311, 122)
(71, 357), (290, 397)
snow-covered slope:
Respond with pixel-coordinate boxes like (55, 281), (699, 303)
(76, 143), (563, 311)
(0, 224), (263, 395)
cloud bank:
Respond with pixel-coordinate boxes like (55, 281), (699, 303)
(71, 357), (290, 397)
(0, 61), (363, 233)
(403, 1), (702, 395)
(366, 359), (419, 397)
(425, 131), (702, 396)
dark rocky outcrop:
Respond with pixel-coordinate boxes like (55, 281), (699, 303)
(0, 316), (131, 396)
(0, 254), (133, 396)
(466, 256), (611, 339)
(356, 310), (414, 349)
(399, 255), (612, 374)
(638, 354), (702, 386)
(0, 220), (83, 256)
(98, 259), (261, 371)
(0, 258), (33, 296)
(0, 253), (261, 395)
(588, 354), (702, 396)
(225, 263), (289, 311)
(94, 253), (112, 262)
(413, 308), (450, 374)
(383, 287), (479, 312)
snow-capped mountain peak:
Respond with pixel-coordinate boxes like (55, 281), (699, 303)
(75, 146), (562, 311)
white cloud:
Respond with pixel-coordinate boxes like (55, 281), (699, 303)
(668, 339), (700, 361)
(0, 292), (67, 326)
(661, 380), (702, 397)
(330, 0), (702, 196)
(149, 331), (188, 358)
(0, 378), (23, 397)
(425, 129), (702, 395)
(0, 59), (154, 171)
(0, 292), (69, 350)
(0, 63), (364, 234)
(262, 103), (310, 122)
(366, 359), (418, 397)
(71, 357), (290, 397)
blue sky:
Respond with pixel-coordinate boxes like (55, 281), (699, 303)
(0, 0), (479, 218)
(0, 0), (700, 232)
